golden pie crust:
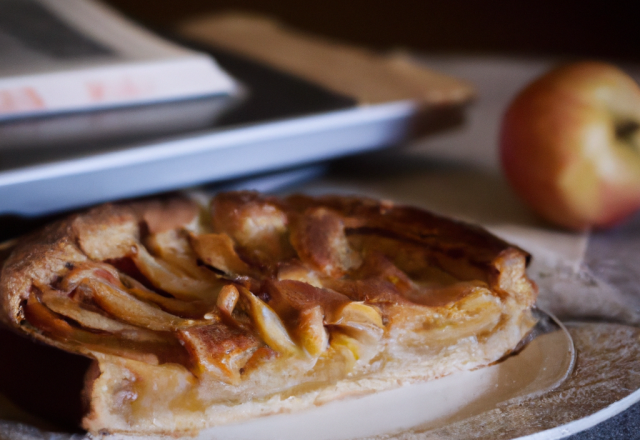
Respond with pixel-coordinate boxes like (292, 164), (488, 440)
(0, 192), (537, 436)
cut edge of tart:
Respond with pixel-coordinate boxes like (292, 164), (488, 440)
(0, 192), (537, 436)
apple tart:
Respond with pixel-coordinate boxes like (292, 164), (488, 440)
(0, 192), (537, 436)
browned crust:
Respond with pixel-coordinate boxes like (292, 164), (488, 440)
(0, 192), (535, 357)
(0, 197), (199, 356)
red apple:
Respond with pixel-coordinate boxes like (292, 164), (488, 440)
(500, 61), (640, 230)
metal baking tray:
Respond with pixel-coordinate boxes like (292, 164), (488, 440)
(0, 44), (462, 216)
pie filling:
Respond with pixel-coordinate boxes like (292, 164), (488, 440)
(2, 192), (537, 434)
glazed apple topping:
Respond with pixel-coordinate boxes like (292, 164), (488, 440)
(15, 191), (537, 384)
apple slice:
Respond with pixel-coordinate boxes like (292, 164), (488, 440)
(237, 286), (302, 357)
(40, 287), (166, 342)
(132, 244), (221, 300)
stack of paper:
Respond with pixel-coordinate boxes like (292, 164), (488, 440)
(0, 0), (237, 120)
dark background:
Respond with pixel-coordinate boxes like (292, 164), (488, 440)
(104, 0), (639, 61)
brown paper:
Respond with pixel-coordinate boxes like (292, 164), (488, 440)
(178, 13), (475, 107)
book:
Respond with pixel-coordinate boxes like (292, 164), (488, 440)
(0, 0), (237, 120)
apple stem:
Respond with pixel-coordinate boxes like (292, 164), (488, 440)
(615, 120), (640, 148)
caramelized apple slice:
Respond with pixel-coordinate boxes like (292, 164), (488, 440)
(189, 232), (257, 278)
(80, 278), (210, 331)
(40, 287), (166, 342)
(348, 232), (490, 285)
(136, 197), (200, 235)
(289, 207), (362, 278)
(211, 192), (293, 264)
(263, 280), (380, 357)
(329, 332), (362, 368)
(324, 303), (384, 367)
(61, 262), (121, 291)
(277, 261), (323, 288)
(320, 277), (409, 306)
(237, 286), (301, 357)
(145, 229), (216, 281)
(350, 251), (417, 295)
(120, 274), (219, 320)
(178, 323), (261, 384)
(216, 284), (240, 316)
(423, 288), (503, 343)
(296, 305), (328, 356)
(328, 302), (384, 346)
(24, 294), (184, 365)
(132, 244), (220, 301)
(264, 280), (351, 321)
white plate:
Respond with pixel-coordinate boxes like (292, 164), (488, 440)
(94, 310), (574, 440)
(7, 312), (615, 440)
